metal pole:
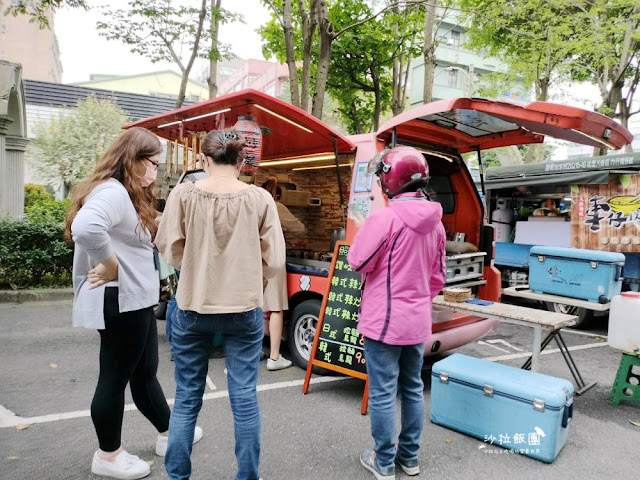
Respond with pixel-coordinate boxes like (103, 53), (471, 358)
(332, 138), (345, 228)
(476, 148), (486, 198)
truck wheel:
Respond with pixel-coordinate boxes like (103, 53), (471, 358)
(154, 301), (167, 320)
(544, 302), (594, 329)
(287, 299), (330, 374)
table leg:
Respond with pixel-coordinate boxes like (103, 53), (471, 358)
(531, 325), (542, 372)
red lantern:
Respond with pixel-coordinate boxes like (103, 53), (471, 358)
(233, 116), (262, 172)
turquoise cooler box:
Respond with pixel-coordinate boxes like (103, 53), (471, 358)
(430, 354), (574, 463)
(529, 246), (625, 303)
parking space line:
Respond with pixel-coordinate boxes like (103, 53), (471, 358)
(560, 328), (608, 339)
(206, 375), (216, 391)
(0, 375), (348, 429)
(484, 341), (609, 362)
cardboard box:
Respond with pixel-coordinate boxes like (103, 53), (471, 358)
(280, 189), (311, 207)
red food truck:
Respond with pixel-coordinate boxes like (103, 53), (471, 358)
(125, 90), (632, 370)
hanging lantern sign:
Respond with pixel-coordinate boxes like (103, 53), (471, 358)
(233, 115), (262, 172)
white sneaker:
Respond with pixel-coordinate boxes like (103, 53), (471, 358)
(91, 450), (150, 480)
(155, 425), (203, 456)
(267, 355), (293, 371)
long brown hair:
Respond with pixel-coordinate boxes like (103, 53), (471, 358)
(65, 127), (163, 241)
(261, 177), (280, 200)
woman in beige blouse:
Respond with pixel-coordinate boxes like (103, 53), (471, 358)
(155, 130), (285, 480)
(261, 177), (306, 371)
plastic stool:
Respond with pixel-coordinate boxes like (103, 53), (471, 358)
(609, 352), (640, 406)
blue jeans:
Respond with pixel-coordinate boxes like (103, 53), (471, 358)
(363, 338), (426, 469)
(166, 296), (178, 344)
(166, 270), (180, 345)
(165, 307), (264, 480)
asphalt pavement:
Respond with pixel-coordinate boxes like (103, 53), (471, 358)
(0, 299), (638, 480)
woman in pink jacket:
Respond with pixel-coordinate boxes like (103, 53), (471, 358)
(347, 146), (447, 480)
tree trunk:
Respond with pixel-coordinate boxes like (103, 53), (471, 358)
(175, 0), (208, 108)
(159, 142), (174, 199)
(351, 100), (364, 134)
(299, 0), (318, 112)
(373, 74), (382, 131)
(283, 0), (301, 108)
(524, 77), (550, 164)
(422, 0), (437, 104)
(391, 4), (402, 115)
(312, 0), (333, 119)
(208, 0), (222, 99)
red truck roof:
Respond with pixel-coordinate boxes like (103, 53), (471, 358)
(123, 89), (356, 161)
(377, 98), (633, 153)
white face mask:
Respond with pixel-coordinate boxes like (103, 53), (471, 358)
(139, 162), (157, 187)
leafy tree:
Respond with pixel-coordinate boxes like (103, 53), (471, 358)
(459, 0), (575, 103)
(26, 96), (125, 196)
(260, 0), (425, 120)
(459, 0), (639, 157)
(97, 0), (240, 108)
(261, 0), (423, 128)
(568, 0), (639, 147)
(1, 0), (87, 28)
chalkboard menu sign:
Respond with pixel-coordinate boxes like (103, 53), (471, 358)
(313, 244), (366, 373)
(303, 242), (370, 413)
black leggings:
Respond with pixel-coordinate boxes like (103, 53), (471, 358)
(91, 287), (171, 452)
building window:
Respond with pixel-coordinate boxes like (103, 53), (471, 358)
(220, 67), (235, 76)
(450, 30), (461, 48)
(447, 69), (458, 87)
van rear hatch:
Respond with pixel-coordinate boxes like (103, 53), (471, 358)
(376, 98), (632, 153)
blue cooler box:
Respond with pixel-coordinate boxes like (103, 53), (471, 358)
(430, 354), (574, 463)
(529, 246), (625, 303)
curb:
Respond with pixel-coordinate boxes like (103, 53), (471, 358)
(0, 288), (74, 303)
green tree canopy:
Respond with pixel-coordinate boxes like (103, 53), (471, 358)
(1, 0), (87, 28)
(26, 96), (126, 196)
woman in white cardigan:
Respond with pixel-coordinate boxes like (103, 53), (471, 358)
(66, 127), (201, 479)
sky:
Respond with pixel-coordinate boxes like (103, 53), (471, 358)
(54, 0), (271, 84)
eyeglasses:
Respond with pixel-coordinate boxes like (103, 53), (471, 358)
(145, 158), (159, 171)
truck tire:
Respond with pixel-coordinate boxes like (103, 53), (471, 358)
(544, 302), (594, 329)
(287, 299), (330, 375)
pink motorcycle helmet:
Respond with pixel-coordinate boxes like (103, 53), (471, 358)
(368, 146), (429, 198)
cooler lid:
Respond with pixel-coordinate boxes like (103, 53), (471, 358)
(432, 354), (572, 408)
(529, 246), (626, 263)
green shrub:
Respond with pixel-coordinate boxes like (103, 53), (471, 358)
(24, 198), (70, 224)
(24, 183), (52, 209)
(0, 219), (73, 289)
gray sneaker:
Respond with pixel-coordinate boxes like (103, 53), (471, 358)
(267, 355), (292, 371)
(395, 455), (420, 476)
(360, 448), (395, 480)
